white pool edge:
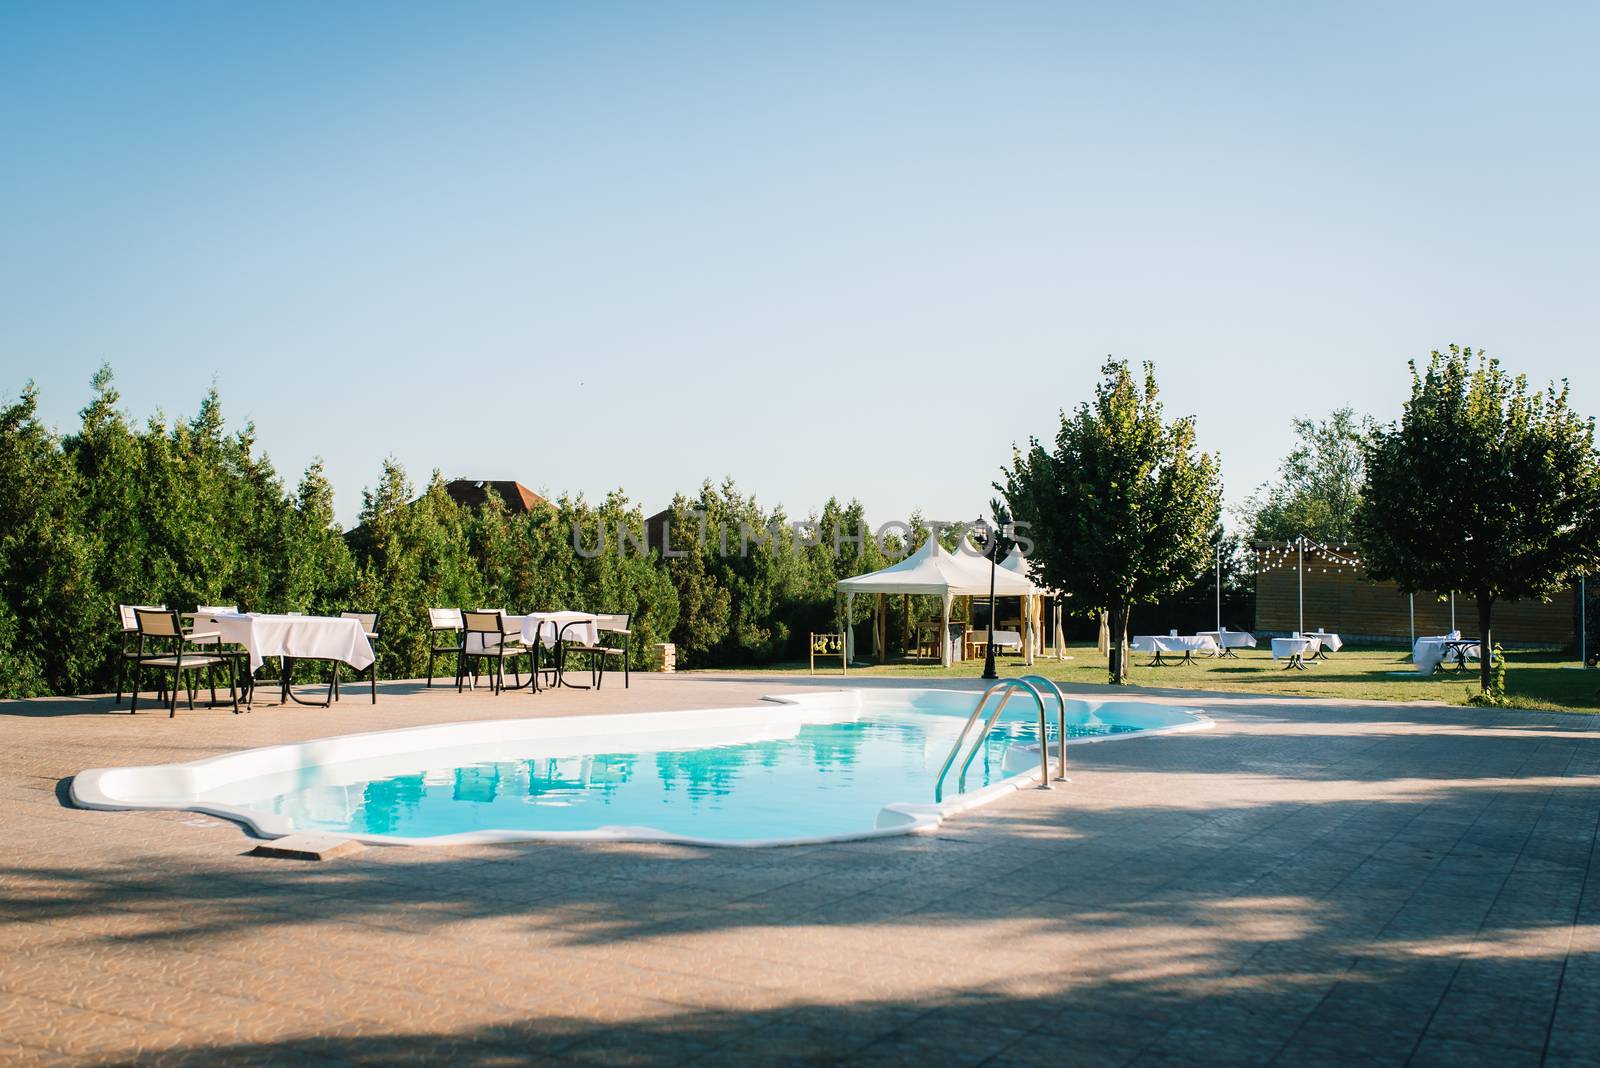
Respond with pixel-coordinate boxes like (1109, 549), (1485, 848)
(70, 691), (1213, 849)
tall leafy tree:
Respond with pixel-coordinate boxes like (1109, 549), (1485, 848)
(660, 492), (732, 664)
(570, 490), (679, 663)
(794, 497), (887, 644)
(1002, 359), (1222, 683)
(1357, 347), (1600, 692)
(282, 460), (356, 614)
(0, 385), (98, 696)
(662, 481), (798, 664)
(1240, 407), (1373, 543)
(64, 366), (152, 667)
(353, 465), (487, 678)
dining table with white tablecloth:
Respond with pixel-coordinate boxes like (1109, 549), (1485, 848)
(1270, 635), (1322, 668)
(462, 612), (602, 654)
(520, 611), (603, 689)
(1196, 629), (1257, 649)
(516, 611), (600, 650)
(1131, 634), (1220, 655)
(200, 612), (374, 674)
(968, 629), (1023, 656)
(456, 611), (604, 689)
(1196, 629), (1256, 657)
(1130, 634), (1220, 665)
(1412, 634), (1480, 675)
(1307, 630), (1343, 653)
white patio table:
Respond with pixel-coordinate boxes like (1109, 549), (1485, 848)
(969, 629), (1024, 657)
(201, 612), (375, 706)
(1271, 636), (1321, 670)
(516, 611), (601, 650)
(1131, 634), (1220, 666)
(461, 613), (599, 651)
(990, 629), (1023, 650)
(493, 611), (603, 689)
(1413, 635), (1480, 675)
(1196, 629), (1256, 658)
(1307, 630), (1343, 659)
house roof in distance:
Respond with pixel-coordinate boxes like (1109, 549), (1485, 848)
(443, 479), (546, 513)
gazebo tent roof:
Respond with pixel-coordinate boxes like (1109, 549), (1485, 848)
(998, 549), (1051, 595)
(836, 537), (1037, 598)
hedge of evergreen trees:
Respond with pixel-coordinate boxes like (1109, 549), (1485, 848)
(0, 371), (898, 698)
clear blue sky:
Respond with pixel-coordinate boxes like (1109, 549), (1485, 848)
(3, 1), (1596, 529)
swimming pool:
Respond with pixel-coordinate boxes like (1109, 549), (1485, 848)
(72, 688), (1209, 847)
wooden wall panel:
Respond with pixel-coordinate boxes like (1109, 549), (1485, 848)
(1254, 567), (1574, 645)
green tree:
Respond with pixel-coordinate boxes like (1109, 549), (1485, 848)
(349, 464), (483, 678)
(1240, 407), (1372, 543)
(218, 419), (294, 612)
(63, 367), (153, 679)
(1002, 359), (1223, 683)
(0, 385), (98, 696)
(469, 486), (521, 612)
(282, 460), (356, 614)
(662, 481), (789, 664)
(1356, 347), (1600, 692)
(794, 497), (887, 647)
(570, 490), (679, 665)
(658, 481), (887, 665)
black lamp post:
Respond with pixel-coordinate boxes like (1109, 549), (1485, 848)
(981, 522), (1014, 681)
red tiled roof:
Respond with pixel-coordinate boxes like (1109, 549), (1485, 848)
(443, 479), (546, 513)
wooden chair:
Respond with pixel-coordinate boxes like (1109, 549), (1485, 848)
(426, 608), (464, 688)
(458, 610), (532, 695)
(130, 608), (238, 717)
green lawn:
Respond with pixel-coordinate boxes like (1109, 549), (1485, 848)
(696, 644), (1600, 713)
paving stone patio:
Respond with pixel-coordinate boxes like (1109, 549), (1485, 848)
(2, 674), (1598, 1066)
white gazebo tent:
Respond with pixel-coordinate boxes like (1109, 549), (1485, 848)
(998, 549), (1064, 659)
(837, 537), (1038, 667)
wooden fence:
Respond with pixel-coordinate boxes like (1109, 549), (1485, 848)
(1255, 567), (1576, 646)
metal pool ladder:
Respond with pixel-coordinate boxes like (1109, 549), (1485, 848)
(933, 677), (1071, 803)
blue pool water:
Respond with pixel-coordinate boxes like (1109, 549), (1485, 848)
(193, 690), (1193, 844)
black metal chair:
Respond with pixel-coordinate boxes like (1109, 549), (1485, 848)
(114, 603), (165, 706)
(130, 608), (238, 717)
(458, 610), (533, 695)
(184, 605), (255, 706)
(426, 608), (464, 688)
(332, 611), (380, 703)
(567, 613), (631, 689)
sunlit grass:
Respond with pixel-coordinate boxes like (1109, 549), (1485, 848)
(694, 644), (1600, 713)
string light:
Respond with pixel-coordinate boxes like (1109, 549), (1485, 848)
(1246, 537), (1365, 575)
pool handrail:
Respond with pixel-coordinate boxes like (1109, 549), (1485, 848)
(933, 680), (1016, 802)
(934, 677), (1052, 803)
(1017, 674), (1070, 783)
(956, 678), (1051, 795)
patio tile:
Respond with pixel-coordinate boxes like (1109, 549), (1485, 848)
(1407, 1035), (1544, 1066)
(5, 677), (1600, 1064)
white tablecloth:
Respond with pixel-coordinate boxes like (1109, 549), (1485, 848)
(202, 613), (374, 674)
(1197, 629), (1257, 649)
(518, 612), (601, 649)
(1271, 636), (1321, 663)
(461, 612), (602, 653)
(1131, 635), (1221, 655)
(974, 629), (1023, 650)
(1307, 630), (1343, 652)
(1413, 635), (1480, 674)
